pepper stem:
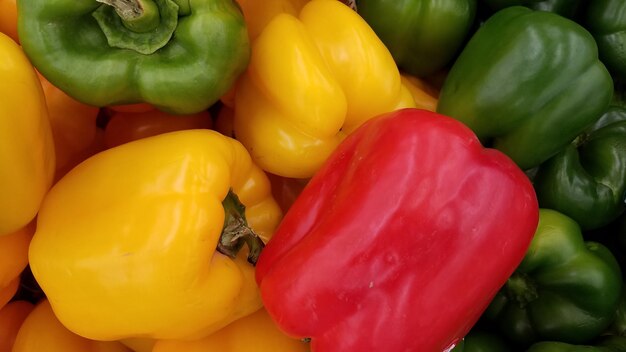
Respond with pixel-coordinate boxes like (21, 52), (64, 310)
(218, 189), (265, 266)
(96, 0), (160, 33)
(505, 273), (539, 309)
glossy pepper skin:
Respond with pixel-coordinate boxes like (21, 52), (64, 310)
(0, 0), (18, 42)
(152, 308), (310, 352)
(0, 33), (55, 236)
(484, 209), (623, 346)
(437, 6), (613, 170)
(29, 130), (283, 341)
(256, 109), (539, 351)
(236, 0), (309, 42)
(0, 222), (34, 309)
(533, 106), (626, 230)
(481, 0), (583, 18)
(526, 336), (626, 352)
(356, 0), (477, 77)
(586, 0), (626, 81)
(0, 301), (34, 351)
(233, 0), (416, 178)
(17, 0), (249, 114)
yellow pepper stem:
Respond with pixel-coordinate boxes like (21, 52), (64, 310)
(219, 189), (265, 266)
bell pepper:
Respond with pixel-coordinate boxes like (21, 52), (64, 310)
(233, 0), (416, 178)
(0, 0), (18, 42)
(484, 209), (623, 346)
(437, 6), (613, 170)
(526, 336), (626, 352)
(356, 0), (477, 77)
(607, 287), (626, 336)
(0, 33), (55, 236)
(12, 299), (133, 352)
(236, 0), (309, 41)
(17, 0), (250, 114)
(29, 129), (282, 341)
(533, 106), (626, 231)
(104, 108), (212, 148)
(255, 108), (539, 351)
(38, 74), (104, 180)
(586, 0), (626, 81)
(152, 308), (310, 352)
(481, 0), (584, 18)
(0, 222), (34, 309)
(451, 330), (511, 352)
(400, 73), (439, 112)
(0, 301), (34, 352)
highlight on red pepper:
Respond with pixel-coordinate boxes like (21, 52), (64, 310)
(255, 108), (539, 351)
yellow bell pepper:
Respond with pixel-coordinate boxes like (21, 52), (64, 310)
(152, 308), (310, 352)
(29, 129), (283, 341)
(236, 0), (309, 42)
(0, 222), (34, 308)
(233, 0), (416, 178)
(400, 74), (439, 112)
(0, 33), (55, 236)
(12, 300), (133, 352)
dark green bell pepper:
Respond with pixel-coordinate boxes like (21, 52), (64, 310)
(526, 336), (626, 352)
(355, 0), (476, 77)
(451, 330), (511, 352)
(481, 0), (583, 19)
(17, 0), (249, 114)
(607, 287), (626, 337)
(533, 106), (626, 230)
(483, 209), (623, 346)
(437, 6), (613, 170)
(586, 0), (626, 82)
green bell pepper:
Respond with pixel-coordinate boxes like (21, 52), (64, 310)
(586, 0), (626, 82)
(481, 0), (583, 19)
(17, 0), (249, 114)
(533, 106), (626, 230)
(526, 336), (626, 352)
(483, 209), (623, 346)
(355, 0), (477, 77)
(607, 288), (626, 337)
(451, 330), (511, 352)
(437, 6), (613, 170)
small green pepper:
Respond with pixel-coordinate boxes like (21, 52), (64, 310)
(481, 0), (583, 19)
(533, 106), (626, 230)
(484, 209), (623, 346)
(451, 330), (511, 352)
(355, 0), (476, 77)
(17, 0), (250, 114)
(526, 336), (626, 352)
(586, 0), (626, 82)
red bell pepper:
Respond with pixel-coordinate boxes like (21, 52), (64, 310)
(255, 108), (539, 351)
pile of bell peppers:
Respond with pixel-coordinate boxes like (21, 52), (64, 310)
(1, 0), (626, 351)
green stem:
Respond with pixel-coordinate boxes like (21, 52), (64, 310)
(96, 0), (160, 33)
(218, 189), (265, 266)
(505, 273), (539, 309)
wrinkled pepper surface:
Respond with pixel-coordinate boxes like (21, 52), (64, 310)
(256, 108), (539, 351)
(586, 0), (626, 81)
(17, 0), (250, 114)
(233, 0), (416, 178)
(153, 308), (310, 352)
(481, 0), (583, 18)
(0, 33), (55, 236)
(534, 106), (626, 230)
(356, 0), (477, 77)
(526, 336), (626, 352)
(484, 209), (623, 346)
(12, 300), (133, 352)
(437, 6), (613, 170)
(29, 130), (283, 341)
